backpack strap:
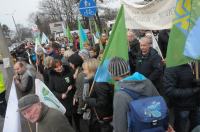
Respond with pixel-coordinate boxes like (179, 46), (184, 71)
(120, 88), (145, 100)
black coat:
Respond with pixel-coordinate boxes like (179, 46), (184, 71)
(49, 65), (75, 116)
(158, 30), (170, 58)
(43, 67), (53, 88)
(136, 47), (163, 91)
(128, 39), (140, 74)
(86, 82), (114, 118)
(163, 64), (199, 110)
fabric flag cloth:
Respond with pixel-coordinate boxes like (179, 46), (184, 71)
(35, 79), (66, 114)
(32, 25), (41, 53)
(121, 0), (176, 30)
(62, 22), (67, 37)
(150, 32), (164, 59)
(3, 81), (22, 132)
(67, 25), (73, 43)
(166, 0), (192, 67)
(94, 21), (100, 38)
(94, 5), (129, 82)
(41, 32), (49, 44)
(34, 35), (41, 53)
(78, 19), (88, 50)
(184, 0), (200, 60)
(93, 34), (99, 44)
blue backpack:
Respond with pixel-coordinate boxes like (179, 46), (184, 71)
(121, 88), (169, 132)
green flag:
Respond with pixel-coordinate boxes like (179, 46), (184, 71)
(78, 20), (88, 50)
(166, 0), (192, 67)
(94, 21), (100, 38)
(94, 5), (128, 82)
(67, 25), (73, 43)
(34, 35), (41, 52)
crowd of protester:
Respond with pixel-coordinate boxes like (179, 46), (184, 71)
(1, 29), (200, 132)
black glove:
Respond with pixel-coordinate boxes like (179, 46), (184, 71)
(192, 87), (200, 94)
(194, 79), (200, 87)
(85, 97), (96, 107)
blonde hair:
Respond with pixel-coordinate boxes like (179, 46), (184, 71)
(64, 49), (74, 58)
(44, 56), (54, 68)
(82, 58), (99, 79)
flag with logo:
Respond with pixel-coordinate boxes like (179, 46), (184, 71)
(184, 0), (200, 60)
(166, 0), (193, 67)
(94, 5), (129, 82)
(35, 79), (66, 114)
(78, 19), (88, 50)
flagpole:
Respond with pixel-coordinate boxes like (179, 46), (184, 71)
(89, 18), (95, 47)
(195, 61), (199, 80)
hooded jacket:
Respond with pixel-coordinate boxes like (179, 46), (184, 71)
(38, 103), (75, 132)
(113, 72), (159, 132)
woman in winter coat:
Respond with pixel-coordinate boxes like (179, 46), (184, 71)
(68, 53), (84, 132)
(43, 56), (54, 87)
(83, 58), (114, 132)
(49, 59), (75, 125)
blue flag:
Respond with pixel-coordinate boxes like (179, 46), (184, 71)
(184, 0), (200, 60)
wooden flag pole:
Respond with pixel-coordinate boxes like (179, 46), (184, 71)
(27, 120), (33, 132)
(195, 61), (199, 80)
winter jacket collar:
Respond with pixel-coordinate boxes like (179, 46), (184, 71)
(118, 72), (157, 96)
(37, 103), (49, 122)
(140, 47), (158, 58)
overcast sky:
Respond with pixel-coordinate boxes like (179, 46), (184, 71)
(0, 0), (40, 30)
(0, 0), (144, 31)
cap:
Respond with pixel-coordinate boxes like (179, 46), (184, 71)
(18, 94), (40, 111)
(108, 57), (129, 77)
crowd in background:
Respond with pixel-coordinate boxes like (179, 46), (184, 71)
(1, 28), (200, 132)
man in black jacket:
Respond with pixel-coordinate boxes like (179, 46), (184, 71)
(136, 37), (163, 92)
(163, 64), (200, 132)
(127, 31), (140, 74)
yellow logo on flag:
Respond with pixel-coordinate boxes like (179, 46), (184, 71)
(174, 0), (191, 32)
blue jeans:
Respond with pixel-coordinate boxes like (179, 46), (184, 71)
(174, 109), (200, 132)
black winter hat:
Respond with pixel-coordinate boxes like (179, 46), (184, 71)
(108, 57), (129, 77)
(68, 53), (84, 68)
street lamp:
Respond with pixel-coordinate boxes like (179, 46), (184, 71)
(4, 10), (21, 41)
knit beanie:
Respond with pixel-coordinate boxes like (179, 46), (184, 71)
(68, 53), (83, 68)
(108, 57), (129, 77)
(79, 49), (90, 60)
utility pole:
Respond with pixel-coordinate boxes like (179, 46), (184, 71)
(0, 24), (14, 100)
(11, 15), (21, 41)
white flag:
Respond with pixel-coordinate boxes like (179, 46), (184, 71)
(150, 32), (164, 59)
(41, 32), (49, 44)
(3, 81), (22, 132)
(35, 79), (66, 114)
(93, 34), (99, 44)
(121, 0), (176, 30)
